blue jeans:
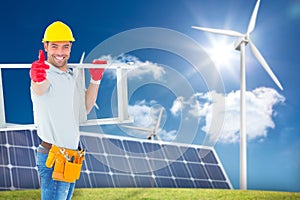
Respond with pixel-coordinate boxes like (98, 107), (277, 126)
(36, 145), (76, 200)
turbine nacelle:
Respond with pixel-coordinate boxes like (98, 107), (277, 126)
(234, 36), (249, 51)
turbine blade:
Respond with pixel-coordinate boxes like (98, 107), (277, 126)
(80, 52), (85, 64)
(247, 0), (261, 34)
(192, 26), (243, 37)
(155, 134), (162, 141)
(121, 125), (153, 133)
(154, 108), (164, 131)
(248, 39), (283, 90)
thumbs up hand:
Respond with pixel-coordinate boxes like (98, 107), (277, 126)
(30, 50), (50, 83)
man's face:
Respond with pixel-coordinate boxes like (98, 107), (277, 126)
(44, 41), (72, 70)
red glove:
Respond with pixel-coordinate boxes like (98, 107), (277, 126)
(89, 60), (106, 82)
(30, 50), (49, 83)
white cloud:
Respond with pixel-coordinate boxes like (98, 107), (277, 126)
(159, 129), (177, 141)
(170, 96), (184, 116)
(128, 100), (156, 128)
(170, 87), (285, 143)
(96, 54), (166, 81)
(124, 101), (176, 141)
(127, 60), (166, 80)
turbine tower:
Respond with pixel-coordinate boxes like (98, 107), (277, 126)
(192, 0), (283, 190)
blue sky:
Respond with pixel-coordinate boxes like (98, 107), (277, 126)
(0, 0), (299, 192)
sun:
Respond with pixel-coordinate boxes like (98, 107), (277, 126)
(204, 37), (238, 72)
(201, 36), (241, 84)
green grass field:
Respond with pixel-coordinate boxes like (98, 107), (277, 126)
(0, 188), (299, 200)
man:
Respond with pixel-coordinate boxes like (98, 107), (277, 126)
(30, 21), (104, 200)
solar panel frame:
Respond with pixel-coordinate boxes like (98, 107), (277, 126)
(0, 129), (233, 190)
(79, 131), (233, 189)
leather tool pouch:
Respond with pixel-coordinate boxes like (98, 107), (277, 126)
(45, 145), (85, 183)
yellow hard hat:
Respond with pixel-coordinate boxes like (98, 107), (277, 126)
(42, 21), (75, 42)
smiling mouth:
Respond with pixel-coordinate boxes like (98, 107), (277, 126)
(53, 55), (66, 62)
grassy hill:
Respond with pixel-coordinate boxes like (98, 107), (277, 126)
(0, 188), (299, 200)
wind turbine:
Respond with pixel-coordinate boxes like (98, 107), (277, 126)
(122, 108), (164, 141)
(192, 0), (283, 190)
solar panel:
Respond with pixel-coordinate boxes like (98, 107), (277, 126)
(0, 130), (40, 190)
(0, 129), (232, 190)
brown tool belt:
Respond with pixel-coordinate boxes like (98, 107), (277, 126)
(45, 144), (85, 183)
(41, 141), (52, 150)
(37, 141), (52, 154)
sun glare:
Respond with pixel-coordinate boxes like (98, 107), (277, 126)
(202, 37), (240, 84)
(205, 38), (237, 71)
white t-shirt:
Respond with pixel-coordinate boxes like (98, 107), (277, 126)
(31, 63), (86, 150)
